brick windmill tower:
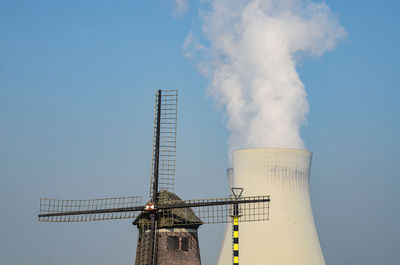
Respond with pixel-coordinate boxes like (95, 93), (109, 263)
(38, 89), (270, 265)
(133, 190), (203, 265)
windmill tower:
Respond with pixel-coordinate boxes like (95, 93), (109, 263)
(38, 89), (270, 265)
(133, 190), (203, 265)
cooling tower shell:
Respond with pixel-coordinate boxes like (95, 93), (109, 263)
(217, 148), (326, 265)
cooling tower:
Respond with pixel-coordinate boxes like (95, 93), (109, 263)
(217, 148), (326, 265)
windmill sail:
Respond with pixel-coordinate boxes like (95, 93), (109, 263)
(135, 221), (159, 265)
(159, 195), (270, 225)
(150, 89), (178, 199)
(38, 196), (142, 222)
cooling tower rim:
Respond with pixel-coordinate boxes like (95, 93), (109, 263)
(232, 147), (311, 154)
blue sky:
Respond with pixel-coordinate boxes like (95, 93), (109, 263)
(0, 1), (399, 265)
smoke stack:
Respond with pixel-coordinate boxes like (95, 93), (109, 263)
(217, 148), (325, 265)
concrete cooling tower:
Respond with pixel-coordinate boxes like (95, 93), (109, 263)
(217, 148), (326, 265)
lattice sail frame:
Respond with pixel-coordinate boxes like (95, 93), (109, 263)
(150, 89), (178, 198)
(135, 221), (160, 265)
(39, 196), (142, 222)
(159, 196), (270, 226)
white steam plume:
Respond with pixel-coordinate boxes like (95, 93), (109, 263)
(185, 0), (346, 152)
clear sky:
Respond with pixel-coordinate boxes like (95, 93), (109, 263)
(0, 1), (399, 265)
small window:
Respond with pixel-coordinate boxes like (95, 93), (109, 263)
(181, 237), (189, 251)
(167, 236), (179, 250)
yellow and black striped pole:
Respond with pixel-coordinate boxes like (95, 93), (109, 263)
(231, 187), (243, 265)
(233, 214), (240, 265)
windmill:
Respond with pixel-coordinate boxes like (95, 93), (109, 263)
(38, 89), (270, 265)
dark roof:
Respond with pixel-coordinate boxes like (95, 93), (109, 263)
(133, 190), (203, 229)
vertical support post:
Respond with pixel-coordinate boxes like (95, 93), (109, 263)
(231, 188), (243, 265)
